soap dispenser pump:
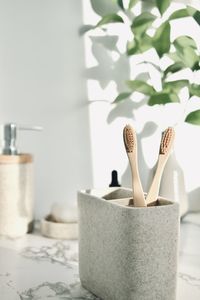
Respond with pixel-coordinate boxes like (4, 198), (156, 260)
(1, 123), (42, 155)
(0, 123), (42, 238)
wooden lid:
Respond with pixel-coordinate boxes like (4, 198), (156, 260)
(0, 154), (33, 164)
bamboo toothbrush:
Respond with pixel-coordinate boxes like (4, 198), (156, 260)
(146, 127), (175, 205)
(123, 124), (146, 207)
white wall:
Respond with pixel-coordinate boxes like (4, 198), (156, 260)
(0, 0), (200, 220)
(0, 0), (93, 219)
(83, 0), (200, 211)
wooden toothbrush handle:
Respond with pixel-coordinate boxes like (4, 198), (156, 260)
(146, 155), (168, 205)
(133, 176), (146, 207)
(128, 154), (146, 207)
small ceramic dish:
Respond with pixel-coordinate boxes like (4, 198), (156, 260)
(41, 214), (78, 239)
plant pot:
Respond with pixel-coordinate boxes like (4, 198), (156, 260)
(78, 187), (179, 300)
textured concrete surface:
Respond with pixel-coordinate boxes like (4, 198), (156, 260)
(78, 188), (179, 300)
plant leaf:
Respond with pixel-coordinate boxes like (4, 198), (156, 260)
(117, 0), (124, 10)
(185, 110), (200, 125)
(193, 10), (200, 25)
(131, 12), (156, 36)
(113, 92), (132, 103)
(173, 36), (197, 50)
(156, 0), (170, 15)
(164, 80), (189, 93)
(90, 0), (119, 17)
(170, 93), (180, 102)
(139, 34), (153, 52)
(126, 80), (155, 95)
(127, 34), (153, 55)
(169, 9), (190, 20)
(181, 48), (199, 69)
(168, 6), (200, 24)
(189, 84), (200, 97)
(185, 6), (200, 25)
(128, 0), (139, 9)
(164, 62), (185, 75)
(187, 6), (197, 16)
(153, 22), (170, 57)
(168, 52), (182, 63)
(148, 93), (177, 105)
(127, 39), (139, 55)
(172, 38), (199, 69)
(96, 14), (124, 27)
(192, 61), (200, 71)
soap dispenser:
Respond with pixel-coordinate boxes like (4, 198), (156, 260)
(0, 123), (41, 238)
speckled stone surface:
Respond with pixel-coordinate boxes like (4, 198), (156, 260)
(78, 188), (180, 300)
(0, 214), (199, 299)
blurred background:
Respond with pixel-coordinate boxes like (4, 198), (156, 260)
(0, 0), (200, 219)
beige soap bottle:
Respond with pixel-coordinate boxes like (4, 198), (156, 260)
(0, 123), (41, 238)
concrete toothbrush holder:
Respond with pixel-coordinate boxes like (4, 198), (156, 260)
(78, 187), (179, 300)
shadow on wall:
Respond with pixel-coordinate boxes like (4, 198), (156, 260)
(81, 0), (158, 191)
(83, 31), (159, 189)
(81, 0), (200, 214)
(85, 36), (130, 92)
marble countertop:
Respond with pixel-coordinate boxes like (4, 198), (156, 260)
(0, 213), (200, 300)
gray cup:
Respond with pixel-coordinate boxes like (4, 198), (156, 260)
(78, 187), (179, 300)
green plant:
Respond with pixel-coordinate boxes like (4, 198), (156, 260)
(83, 0), (200, 125)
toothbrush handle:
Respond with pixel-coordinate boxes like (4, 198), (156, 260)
(146, 155), (168, 205)
(128, 153), (146, 207)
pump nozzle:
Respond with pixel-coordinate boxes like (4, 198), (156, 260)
(0, 123), (42, 155)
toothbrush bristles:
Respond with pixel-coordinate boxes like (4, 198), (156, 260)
(123, 124), (134, 153)
(160, 127), (175, 154)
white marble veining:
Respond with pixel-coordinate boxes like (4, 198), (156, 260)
(0, 214), (200, 299)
